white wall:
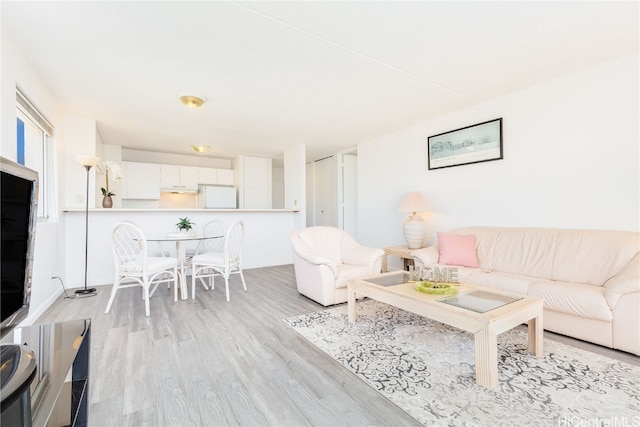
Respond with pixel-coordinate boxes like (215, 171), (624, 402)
(283, 144), (306, 229)
(2, 29), (65, 323)
(64, 116), (98, 209)
(358, 53), (639, 252)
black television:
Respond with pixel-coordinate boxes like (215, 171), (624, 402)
(0, 156), (38, 339)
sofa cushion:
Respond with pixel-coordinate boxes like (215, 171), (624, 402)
(454, 227), (555, 279)
(437, 232), (479, 268)
(528, 280), (612, 322)
(453, 227), (639, 286)
(551, 229), (640, 285)
(464, 271), (539, 296)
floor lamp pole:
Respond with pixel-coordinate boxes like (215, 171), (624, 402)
(76, 162), (97, 296)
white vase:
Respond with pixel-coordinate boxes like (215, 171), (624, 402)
(167, 230), (196, 238)
(403, 215), (426, 249)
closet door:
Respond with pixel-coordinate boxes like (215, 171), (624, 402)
(313, 156), (338, 227)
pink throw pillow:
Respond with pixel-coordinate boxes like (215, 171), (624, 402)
(437, 232), (479, 268)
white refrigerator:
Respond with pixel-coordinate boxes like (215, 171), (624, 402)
(201, 186), (237, 209)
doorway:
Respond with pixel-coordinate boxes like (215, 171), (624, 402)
(306, 148), (358, 236)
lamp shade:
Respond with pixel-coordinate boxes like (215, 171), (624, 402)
(398, 192), (429, 213)
(76, 155), (100, 167)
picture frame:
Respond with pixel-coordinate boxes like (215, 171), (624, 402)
(427, 118), (503, 170)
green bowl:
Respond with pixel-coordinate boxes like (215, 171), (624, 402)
(414, 281), (458, 295)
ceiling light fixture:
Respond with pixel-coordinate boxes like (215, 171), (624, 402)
(192, 145), (210, 153)
(179, 95), (205, 108)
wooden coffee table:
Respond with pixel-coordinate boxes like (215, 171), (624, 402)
(348, 271), (543, 389)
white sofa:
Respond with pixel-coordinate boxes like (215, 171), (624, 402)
(290, 226), (384, 306)
(411, 226), (640, 355)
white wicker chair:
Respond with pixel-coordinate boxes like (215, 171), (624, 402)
(199, 220), (226, 254)
(105, 222), (179, 316)
(191, 221), (247, 301)
(190, 220), (226, 295)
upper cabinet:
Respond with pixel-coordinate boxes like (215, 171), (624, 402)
(216, 169), (235, 185)
(236, 155), (272, 209)
(160, 165), (198, 191)
(122, 162), (161, 200)
(121, 161), (238, 201)
(197, 167), (235, 186)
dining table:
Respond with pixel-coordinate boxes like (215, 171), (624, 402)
(147, 233), (223, 300)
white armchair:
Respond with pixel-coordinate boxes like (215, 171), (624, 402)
(290, 226), (384, 306)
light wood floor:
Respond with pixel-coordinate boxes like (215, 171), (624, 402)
(37, 265), (638, 426)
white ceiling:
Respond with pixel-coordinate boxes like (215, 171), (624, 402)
(2, 1), (638, 163)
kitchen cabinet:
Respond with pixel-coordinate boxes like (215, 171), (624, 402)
(122, 161), (161, 199)
(216, 169), (234, 185)
(160, 165), (198, 191)
(236, 155), (272, 209)
(197, 167), (235, 185)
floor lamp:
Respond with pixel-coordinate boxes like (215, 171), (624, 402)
(76, 155), (100, 296)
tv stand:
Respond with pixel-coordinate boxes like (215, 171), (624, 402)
(1, 319), (91, 426)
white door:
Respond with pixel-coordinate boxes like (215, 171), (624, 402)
(313, 156), (338, 227)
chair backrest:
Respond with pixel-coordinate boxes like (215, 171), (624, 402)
(202, 220), (226, 253)
(224, 221), (244, 266)
(292, 226), (348, 262)
(112, 222), (147, 275)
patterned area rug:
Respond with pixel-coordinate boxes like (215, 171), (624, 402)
(284, 299), (639, 427)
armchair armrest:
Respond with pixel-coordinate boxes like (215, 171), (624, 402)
(411, 245), (439, 266)
(291, 234), (338, 276)
(604, 253), (639, 309)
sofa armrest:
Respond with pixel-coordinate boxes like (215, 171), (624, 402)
(604, 253), (639, 309)
(411, 245), (439, 266)
(343, 245), (384, 268)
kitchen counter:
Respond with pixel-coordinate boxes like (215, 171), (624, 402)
(62, 208), (299, 212)
(62, 208), (301, 288)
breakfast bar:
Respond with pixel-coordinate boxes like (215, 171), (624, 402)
(62, 208), (299, 289)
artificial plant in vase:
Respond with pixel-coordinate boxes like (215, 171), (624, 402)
(176, 217), (196, 236)
(99, 161), (122, 208)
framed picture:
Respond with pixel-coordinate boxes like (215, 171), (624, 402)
(427, 118), (503, 170)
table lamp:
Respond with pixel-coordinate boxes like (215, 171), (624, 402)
(398, 192), (429, 249)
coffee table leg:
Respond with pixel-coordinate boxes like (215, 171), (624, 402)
(474, 327), (498, 389)
(528, 311), (544, 357)
(348, 286), (357, 323)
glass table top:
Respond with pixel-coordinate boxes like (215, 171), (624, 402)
(438, 290), (522, 313)
(363, 271), (409, 286)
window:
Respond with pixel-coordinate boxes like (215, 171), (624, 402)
(16, 88), (54, 219)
